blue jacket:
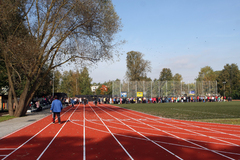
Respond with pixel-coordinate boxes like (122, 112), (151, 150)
(51, 99), (63, 112)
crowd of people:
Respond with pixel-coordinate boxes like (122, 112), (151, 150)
(61, 95), (233, 106)
(32, 95), (233, 109)
(111, 95), (233, 104)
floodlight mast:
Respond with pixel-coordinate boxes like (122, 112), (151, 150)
(53, 70), (54, 97)
(223, 82), (226, 98)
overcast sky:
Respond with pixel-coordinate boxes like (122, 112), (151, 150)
(78, 0), (240, 83)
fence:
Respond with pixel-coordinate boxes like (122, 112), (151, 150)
(112, 81), (218, 98)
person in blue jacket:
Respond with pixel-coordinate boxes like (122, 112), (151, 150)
(71, 98), (74, 107)
(50, 95), (63, 124)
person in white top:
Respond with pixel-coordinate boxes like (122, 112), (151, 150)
(79, 98), (82, 104)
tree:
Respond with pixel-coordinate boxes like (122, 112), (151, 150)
(159, 68), (172, 81)
(59, 68), (92, 97)
(172, 73), (183, 82)
(78, 67), (92, 95)
(0, 0), (122, 116)
(59, 71), (74, 97)
(0, 0), (31, 116)
(125, 51), (151, 81)
(217, 63), (240, 99)
(195, 66), (217, 81)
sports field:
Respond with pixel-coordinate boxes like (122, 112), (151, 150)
(1, 102), (240, 159)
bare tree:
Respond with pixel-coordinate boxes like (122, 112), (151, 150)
(125, 51), (151, 81)
(0, 0), (122, 117)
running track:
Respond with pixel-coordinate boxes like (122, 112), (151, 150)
(1, 103), (240, 160)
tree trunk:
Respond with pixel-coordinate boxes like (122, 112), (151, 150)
(13, 80), (31, 117)
(8, 87), (14, 116)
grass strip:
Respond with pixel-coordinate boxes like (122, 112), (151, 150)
(0, 115), (15, 122)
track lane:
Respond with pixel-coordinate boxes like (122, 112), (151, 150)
(91, 103), (183, 160)
(100, 103), (239, 159)
(36, 105), (82, 160)
(0, 106), (75, 160)
(1, 102), (240, 159)
(84, 104), (134, 160)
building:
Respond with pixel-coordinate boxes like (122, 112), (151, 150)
(91, 85), (99, 94)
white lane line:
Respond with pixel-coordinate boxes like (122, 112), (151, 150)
(172, 120), (240, 139)
(83, 104), (86, 160)
(0, 148), (16, 150)
(101, 104), (235, 160)
(71, 120), (240, 157)
(2, 123), (51, 160)
(110, 104), (240, 140)
(88, 104), (134, 160)
(86, 118), (240, 148)
(82, 107), (240, 145)
(120, 106), (240, 147)
(0, 105), (73, 140)
(155, 120), (239, 146)
(95, 105), (183, 160)
(0, 115), (49, 140)
(1, 106), (73, 160)
(37, 105), (79, 160)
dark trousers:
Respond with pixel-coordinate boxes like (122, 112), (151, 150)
(53, 112), (61, 123)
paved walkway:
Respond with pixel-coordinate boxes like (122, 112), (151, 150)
(0, 105), (67, 138)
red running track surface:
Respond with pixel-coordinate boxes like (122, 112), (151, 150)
(1, 102), (240, 160)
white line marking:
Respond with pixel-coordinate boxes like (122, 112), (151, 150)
(102, 104), (235, 160)
(174, 120), (240, 139)
(85, 117), (240, 148)
(1, 106), (73, 160)
(83, 104), (86, 160)
(0, 148), (16, 150)
(118, 106), (240, 145)
(2, 123), (52, 160)
(37, 105), (79, 160)
(95, 105), (183, 159)
(0, 115), (48, 140)
(88, 104), (134, 160)
(154, 120), (240, 146)
(70, 120), (240, 156)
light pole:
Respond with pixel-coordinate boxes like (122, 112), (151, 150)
(76, 78), (77, 95)
(223, 82), (226, 98)
(52, 71), (54, 97)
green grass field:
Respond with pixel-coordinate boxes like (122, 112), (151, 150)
(115, 101), (240, 125)
(0, 115), (15, 122)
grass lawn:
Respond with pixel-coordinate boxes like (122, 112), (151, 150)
(0, 115), (15, 122)
(114, 101), (240, 125)
(0, 110), (15, 122)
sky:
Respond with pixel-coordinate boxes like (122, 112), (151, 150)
(85, 0), (240, 83)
